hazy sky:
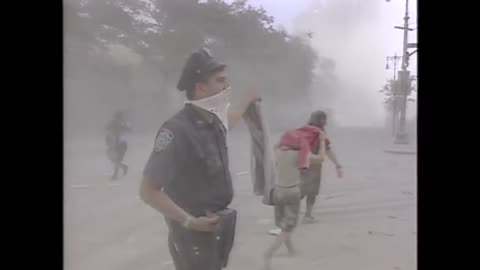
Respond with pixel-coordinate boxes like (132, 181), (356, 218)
(246, 0), (418, 126)
(248, 0), (417, 76)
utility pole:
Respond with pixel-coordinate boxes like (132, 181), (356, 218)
(384, 0), (417, 155)
(386, 53), (401, 135)
(392, 0), (414, 144)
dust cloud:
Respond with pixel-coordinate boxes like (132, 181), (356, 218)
(294, 0), (391, 127)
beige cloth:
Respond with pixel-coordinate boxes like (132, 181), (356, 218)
(275, 149), (301, 187)
(273, 185), (301, 232)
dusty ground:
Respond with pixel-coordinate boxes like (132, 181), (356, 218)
(64, 127), (416, 270)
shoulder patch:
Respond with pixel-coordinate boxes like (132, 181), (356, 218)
(155, 128), (174, 152)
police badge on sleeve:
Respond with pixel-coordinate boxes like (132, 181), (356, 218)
(155, 128), (174, 152)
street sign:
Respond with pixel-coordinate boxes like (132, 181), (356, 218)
(394, 26), (414, 31)
(407, 43), (417, 48)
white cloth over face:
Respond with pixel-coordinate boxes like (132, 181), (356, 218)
(185, 87), (231, 131)
(243, 101), (278, 205)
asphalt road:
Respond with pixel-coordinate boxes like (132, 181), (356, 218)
(64, 127), (416, 270)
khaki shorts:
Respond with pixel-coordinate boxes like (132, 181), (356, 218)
(301, 164), (322, 197)
(273, 185), (301, 232)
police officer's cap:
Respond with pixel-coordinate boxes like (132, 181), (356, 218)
(176, 47), (227, 92)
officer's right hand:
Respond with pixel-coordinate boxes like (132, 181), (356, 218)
(190, 216), (219, 232)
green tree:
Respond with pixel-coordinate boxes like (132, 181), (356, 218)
(380, 76), (417, 112)
(65, 0), (327, 126)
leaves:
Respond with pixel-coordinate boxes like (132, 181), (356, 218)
(65, 0), (325, 100)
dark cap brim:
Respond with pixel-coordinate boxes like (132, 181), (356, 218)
(204, 59), (227, 75)
(176, 49), (226, 92)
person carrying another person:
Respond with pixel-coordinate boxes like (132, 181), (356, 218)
(264, 124), (327, 270)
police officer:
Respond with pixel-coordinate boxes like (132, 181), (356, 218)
(139, 48), (258, 270)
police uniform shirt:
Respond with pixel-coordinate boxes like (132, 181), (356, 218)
(143, 104), (233, 217)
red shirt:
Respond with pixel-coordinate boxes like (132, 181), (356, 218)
(276, 125), (325, 169)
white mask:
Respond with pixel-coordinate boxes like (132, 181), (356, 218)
(185, 87), (231, 130)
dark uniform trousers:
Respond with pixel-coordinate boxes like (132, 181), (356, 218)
(167, 209), (236, 270)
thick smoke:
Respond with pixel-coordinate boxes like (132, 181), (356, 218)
(294, 0), (391, 127)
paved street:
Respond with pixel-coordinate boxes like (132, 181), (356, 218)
(64, 127), (416, 270)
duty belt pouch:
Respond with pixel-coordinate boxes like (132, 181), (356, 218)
(210, 208), (237, 268)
